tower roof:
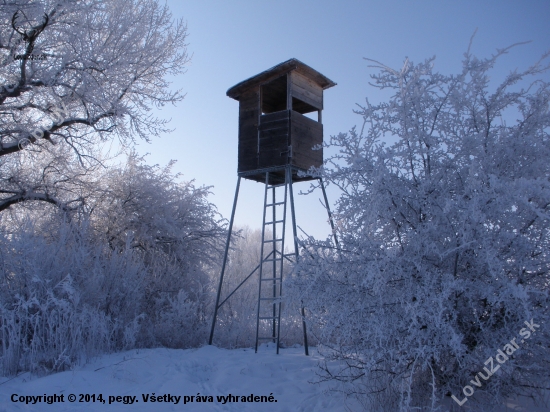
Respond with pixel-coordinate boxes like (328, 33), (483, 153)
(226, 58), (336, 100)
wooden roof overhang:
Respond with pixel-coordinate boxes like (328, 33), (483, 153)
(226, 58), (336, 100)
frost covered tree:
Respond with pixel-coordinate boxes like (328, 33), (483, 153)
(0, 217), (147, 376)
(0, 143), (102, 213)
(0, 0), (227, 376)
(87, 153), (226, 349)
(290, 45), (550, 411)
(0, 154), (225, 375)
(0, 0), (188, 209)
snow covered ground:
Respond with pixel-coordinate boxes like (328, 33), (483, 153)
(2, 344), (549, 412)
(0, 344), (360, 412)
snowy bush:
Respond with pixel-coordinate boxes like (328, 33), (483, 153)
(289, 46), (550, 411)
(0, 218), (144, 376)
(0, 0), (223, 376)
(87, 154), (225, 348)
(0, 155), (225, 375)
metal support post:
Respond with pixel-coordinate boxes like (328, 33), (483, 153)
(209, 177), (241, 345)
(288, 166), (309, 356)
(319, 177), (340, 249)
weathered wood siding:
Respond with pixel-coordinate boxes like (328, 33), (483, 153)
(258, 110), (290, 168)
(238, 89), (259, 172)
(290, 111), (323, 170)
(256, 110), (323, 171)
(238, 86), (323, 174)
(290, 72), (323, 111)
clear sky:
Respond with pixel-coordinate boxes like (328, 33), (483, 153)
(136, 0), (550, 240)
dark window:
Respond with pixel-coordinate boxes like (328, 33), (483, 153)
(292, 97), (317, 115)
(261, 75), (287, 114)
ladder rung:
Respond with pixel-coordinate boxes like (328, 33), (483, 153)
(260, 277), (282, 282)
(283, 253), (295, 258)
(263, 239), (283, 243)
(266, 202), (284, 207)
(264, 220), (284, 225)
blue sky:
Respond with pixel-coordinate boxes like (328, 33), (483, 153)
(137, 0), (550, 239)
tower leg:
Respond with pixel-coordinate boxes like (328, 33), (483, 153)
(287, 166), (309, 356)
(209, 177), (241, 345)
(210, 171), (334, 356)
(319, 177), (340, 249)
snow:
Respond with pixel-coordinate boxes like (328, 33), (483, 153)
(0, 344), (359, 412)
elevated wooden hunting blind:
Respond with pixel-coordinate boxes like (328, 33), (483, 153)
(227, 58), (336, 184)
(210, 59), (338, 355)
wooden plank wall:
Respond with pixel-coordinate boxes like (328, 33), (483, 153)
(258, 110), (290, 168)
(238, 89), (259, 172)
(290, 72), (323, 111)
(290, 110), (323, 170)
(237, 71), (325, 174)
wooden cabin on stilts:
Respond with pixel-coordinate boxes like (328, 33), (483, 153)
(209, 59), (338, 355)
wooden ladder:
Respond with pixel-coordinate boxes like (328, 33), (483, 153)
(254, 172), (290, 354)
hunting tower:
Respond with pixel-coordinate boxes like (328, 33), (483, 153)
(229, 58), (335, 183)
(210, 59), (337, 355)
